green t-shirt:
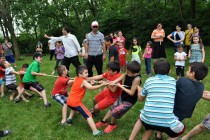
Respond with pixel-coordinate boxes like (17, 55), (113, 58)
(22, 60), (40, 83)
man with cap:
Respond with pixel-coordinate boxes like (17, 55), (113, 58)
(84, 21), (106, 77)
(44, 26), (81, 71)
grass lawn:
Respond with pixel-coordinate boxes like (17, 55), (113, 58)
(0, 46), (210, 140)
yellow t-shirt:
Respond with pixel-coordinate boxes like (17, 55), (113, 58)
(184, 29), (193, 45)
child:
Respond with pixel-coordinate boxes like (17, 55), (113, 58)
(51, 41), (65, 74)
(118, 41), (128, 72)
(36, 45), (43, 53)
(81, 37), (87, 66)
(105, 36), (119, 62)
(129, 58), (185, 140)
(87, 60), (122, 116)
(142, 41), (153, 76)
(174, 45), (187, 79)
(95, 60), (141, 133)
(3, 61), (29, 102)
(0, 55), (5, 97)
(51, 65), (74, 124)
(188, 35), (205, 63)
(18, 52), (51, 107)
(66, 65), (107, 136)
(130, 37), (142, 64)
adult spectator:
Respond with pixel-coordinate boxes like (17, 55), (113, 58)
(167, 25), (185, 52)
(84, 21), (106, 77)
(190, 26), (202, 42)
(44, 26), (81, 71)
(48, 39), (56, 60)
(151, 23), (166, 59)
(2, 37), (17, 67)
(36, 40), (43, 49)
(184, 24), (194, 55)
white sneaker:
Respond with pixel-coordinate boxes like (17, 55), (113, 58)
(51, 71), (55, 74)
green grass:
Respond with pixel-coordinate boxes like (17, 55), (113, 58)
(0, 46), (210, 140)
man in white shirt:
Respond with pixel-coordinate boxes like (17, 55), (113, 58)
(48, 39), (56, 60)
(44, 26), (81, 71)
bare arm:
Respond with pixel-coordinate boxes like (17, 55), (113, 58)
(31, 71), (46, 76)
(202, 91), (210, 101)
(86, 75), (104, 81)
(102, 42), (106, 61)
(167, 33), (174, 42)
(11, 71), (20, 75)
(202, 45), (205, 63)
(109, 73), (126, 85)
(82, 80), (107, 90)
(137, 86), (145, 101)
(67, 80), (74, 86)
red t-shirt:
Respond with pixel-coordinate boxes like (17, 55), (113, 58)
(118, 48), (127, 66)
(67, 77), (86, 107)
(102, 72), (122, 99)
(0, 66), (5, 79)
(52, 76), (70, 96)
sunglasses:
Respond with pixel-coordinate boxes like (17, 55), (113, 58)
(92, 26), (98, 28)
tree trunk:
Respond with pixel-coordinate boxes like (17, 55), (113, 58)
(190, 0), (196, 19)
(178, 0), (186, 24)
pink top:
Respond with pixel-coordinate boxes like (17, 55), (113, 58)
(143, 48), (153, 58)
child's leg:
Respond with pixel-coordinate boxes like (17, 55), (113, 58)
(15, 86), (25, 100)
(129, 119), (143, 140)
(157, 131), (162, 139)
(0, 83), (5, 97)
(41, 89), (48, 105)
(61, 104), (68, 123)
(10, 91), (17, 101)
(142, 130), (153, 140)
(21, 95), (30, 102)
(68, 109), (76, 120)
(30, 87), (42, 97)
(87, 117), (98, 132)
(182, 123), (207, 140)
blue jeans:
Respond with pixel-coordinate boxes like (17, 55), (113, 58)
(145, 58), (151, 75)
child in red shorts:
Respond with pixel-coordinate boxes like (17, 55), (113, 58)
(118, 42), (128, 72)
(67, 65), (107, 136)
(87, 60), (122, 116)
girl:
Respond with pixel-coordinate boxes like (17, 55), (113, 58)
(188, 36), (205, 63)
(66, 65), (107, 136)
(130, 37), (142, 64)
(118, 42), (128, 72)
(52, 42), (65, 74)
(142, 41), (153, 76)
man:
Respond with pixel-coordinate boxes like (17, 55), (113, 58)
(48, 39), (56, 61)
(84, 21), (106, 77)
(44, 26), (81, 71)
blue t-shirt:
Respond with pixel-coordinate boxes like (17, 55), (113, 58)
(172, 31), (185, 46)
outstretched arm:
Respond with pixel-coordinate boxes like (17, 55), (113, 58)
(202, 91), (210, 101)
(82, 80), (107, 90)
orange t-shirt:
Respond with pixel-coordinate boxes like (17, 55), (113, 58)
(67, 77), (86, 107)
(18, 69), (24, 87)
(151, 29), (165, 42)
(52, 76), (70, 96)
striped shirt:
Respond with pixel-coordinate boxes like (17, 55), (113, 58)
(5, 67), (16, 85)
(140, 74), (179, 128)
(86, 31), (104, 56)
(151, 29), (165, 42)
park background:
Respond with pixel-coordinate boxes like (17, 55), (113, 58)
(0, 0), (210, 140)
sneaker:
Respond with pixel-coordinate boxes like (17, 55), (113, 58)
(104, 124), (117, 133)
(14, 98), (21, 103)
(96, 121), (108, 128)
(66, 118), (73, 124)
(51, 71), (55, 75)
(1, 130), (12, 138)
(93, 130), (102, 136)
(44, 102), (51, 107)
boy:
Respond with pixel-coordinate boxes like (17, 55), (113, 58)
(51, 65), (74, 125)
(95, 60), (141, 133)
(67, 65), (107, 136)
(105, 35), (119, 62)
(174, 45), (187, 79)
(129, 58), (185, 140)
(18, 52), (51, 107)
(3, 60), (29, 102)
(87, 60), (122, 116)
(0, 55), (5, 97)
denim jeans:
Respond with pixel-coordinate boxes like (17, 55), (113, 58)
(145, 58), (151, 75)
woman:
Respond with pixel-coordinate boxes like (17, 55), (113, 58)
(151, 23), (166, 59)
(190, 26), (202, 42)
(184, 24), (194, 55)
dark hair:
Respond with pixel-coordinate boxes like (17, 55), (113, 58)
(147, 41), (153, 47)
(76, 65), (88, 76)
(104, 35), (113, 44)
(106, 60), (120, 72)
(177, 44), (183, 49)
(131, 37), (140, 51)
(4, 37), (8, 41)
(190, 62), (208, 81)
(57, 65), (66, 76)
(33, 52), (43, 59)
(176, 24), (182, 28)
(22, 64), (29, 69)
(63, 26), (71, 33)
(126, 61), (141, 73)
(191, 35), (203, 49)
(153, 58), (170, 75)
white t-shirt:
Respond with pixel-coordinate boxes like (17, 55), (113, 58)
(174, 52), (187, 66)
(48, 40), (56, 50)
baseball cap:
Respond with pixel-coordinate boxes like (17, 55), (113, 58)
(91, 21), (99, 27)
(33, 52), (43, 59)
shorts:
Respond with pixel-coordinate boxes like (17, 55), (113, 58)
(111, 96), (133, 119)
(68, 103), (92, 119)
(24, 82), (44, 92)
(0, 79), (5, 86)
(95, 89), (117, 110)
(6, 83), (18, 93)
(202, 113), (210, 130)
(141, 119), (185, 138)
(175, 66), (184, 76)
(52, 93), (68, 106)
(5, 55), (15, 63)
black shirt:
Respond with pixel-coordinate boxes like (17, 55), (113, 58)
(109, 45), (119, 62)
